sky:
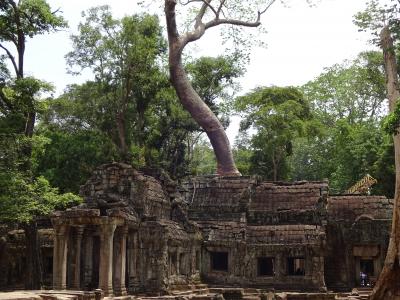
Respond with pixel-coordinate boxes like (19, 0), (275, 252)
(21, 0), (380, 142)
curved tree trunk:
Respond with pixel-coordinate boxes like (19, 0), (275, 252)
(370, 26), (400, 300)
(165, 0), (240, 176)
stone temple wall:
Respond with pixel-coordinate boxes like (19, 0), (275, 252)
(183, 177), (328, 291)
(248, 181), (328, 225)
(79, 163), (171, 220)
(0, 164), (394, 295)
(324, 195), (392, 291)
(0, 229), (54, 289)
(49, 163), (202, 296)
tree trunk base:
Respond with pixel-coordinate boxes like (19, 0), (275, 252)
(216, 167), (241, 177)
(370, 258), (400, 300)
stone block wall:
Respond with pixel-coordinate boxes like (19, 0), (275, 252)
(0, 228), (54, 289)
(324, 195), (392, 291)
(248, 182), (328, 226)
(327, 195), (393, 221)
(80, 163), (171, 220)
(0, 165), (394, 295)
(185, 177), (256, 221)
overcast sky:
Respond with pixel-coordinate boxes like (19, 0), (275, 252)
(21, 0), (380, 141)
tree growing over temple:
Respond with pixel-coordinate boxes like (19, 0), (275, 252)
(164, 0), (277, 176)
(355, 1), (400, 298)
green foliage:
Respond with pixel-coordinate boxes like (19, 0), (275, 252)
(188, 138), (216, 175)
(329, 120), (384, 194)
(0, 0), (67, 41)
(354, 0), (400, 43)
(186, 55), (243, 127)
(234, 86), (312, 180)
(371, 135), (395, 198)
(233, 132), (252, 175)
(301, 51), (386, 125)
(289, 51), (392, 195)
(383, 100), (400, 135)
(0, 77), (53, 133)
(0, 173), (81, 224)
(64, 6), (167, 161)
(33, 127), (119, 193)
(41, 6), (244, 179)
(0, 134), (82, 224)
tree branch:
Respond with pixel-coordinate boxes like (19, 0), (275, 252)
(216, 0), (227, 18)
(260, 0), (276, 15)
(196, 0), (218, 24)
(183, 0), (277, 46)
(205, 17), (261, 30)
(165, 0), (180, 42)
(0, 44), (18, 76)
(195, 3), (208, 27)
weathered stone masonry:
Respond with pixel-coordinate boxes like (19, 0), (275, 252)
(49, 163), (202, 296)
(0, 163), (393, 294)
(184, 178), (328, 291)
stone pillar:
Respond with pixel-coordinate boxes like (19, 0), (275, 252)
(275, 253), (284, 280)
(114, 226), (128, 296)
(83, 233), (94, 289)
(99, 223), (116, 296)
(176, 249), (180, 275)
(128, 231), (140, 292)
(72, 226), (84, 290)
(53, 224), (69, 290)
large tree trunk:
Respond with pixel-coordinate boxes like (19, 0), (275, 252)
(370, 26), (400, 300)
(22, 222), (43, 290)
(116, 111), (129, 162)
(165, 0), (240, 176)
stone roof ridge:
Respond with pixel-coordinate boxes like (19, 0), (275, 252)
(260, 180), (329, 186)
(329, 194), (387, 198)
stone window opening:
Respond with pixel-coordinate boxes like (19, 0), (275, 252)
(360, 259), (374, 277)
(257, 257), (274, 276)
(288, 257), (305, 276)
(210, 251), (228, 272)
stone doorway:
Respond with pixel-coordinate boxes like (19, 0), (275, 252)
(360, 259), (374, 277)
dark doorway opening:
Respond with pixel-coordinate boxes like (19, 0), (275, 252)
(170, 252), (177, 275)
(288, 257), (305, 276)
(360, 259), (374, 277)
(210, 252), (228, 271)
(196, 251), (200, 271)
(257, 257), (274, 276)
(91, 236), (100, 289)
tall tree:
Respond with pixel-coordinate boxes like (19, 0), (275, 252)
(234, 86), (313, 180)
(301, 51), (386, 126)
(66, 6), (166, 161)
(0, 0), (67, 289)
(164, 0), (276, 176)
(291, 51), (389, 194)
(0, 0), (66, 136)
(370, 26), (400, 300)
(355, 3), (400, 297)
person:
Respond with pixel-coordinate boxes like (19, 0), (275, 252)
(360, 271), (367, 286)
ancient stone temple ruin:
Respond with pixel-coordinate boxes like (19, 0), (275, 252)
(51, 163), (201, 296)
(0, 163), (394, 296)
